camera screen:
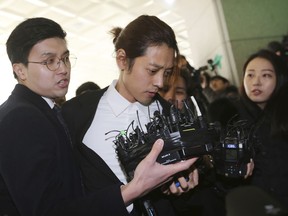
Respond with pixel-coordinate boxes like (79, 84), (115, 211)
(226, 149), (237, 161)
(226, 143), (237, 149)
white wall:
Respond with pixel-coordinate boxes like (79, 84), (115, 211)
(183, 0), (237, 85)
(0, 0), (234, 104)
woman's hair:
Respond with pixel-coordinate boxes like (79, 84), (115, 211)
(109, 15), (179, 71)
(270, 82), (288, 139)
(240, 49), (288, 107)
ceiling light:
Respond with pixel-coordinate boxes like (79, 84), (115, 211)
(164, 0), (175, 5)
(0, 11), (23, 20)
(25, 0), (48, 7)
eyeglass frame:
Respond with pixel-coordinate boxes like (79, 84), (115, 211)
(27, 54), (77, 71)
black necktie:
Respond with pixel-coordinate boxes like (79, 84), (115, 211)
(53, 105), (72, 146)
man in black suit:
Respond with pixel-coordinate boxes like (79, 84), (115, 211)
(0, 17), (197, 216)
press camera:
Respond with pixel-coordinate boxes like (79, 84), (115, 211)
(212, 119), (256, 178)
(112, 96), (256, 180)
(113, 96), (216, 179)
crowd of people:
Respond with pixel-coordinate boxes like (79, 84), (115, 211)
(0, 14), (287, 216)
(159, 38), (288, 215)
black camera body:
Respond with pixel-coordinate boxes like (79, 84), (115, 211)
(113, 97), (255, 180)
(212, 120), (255, 178)
(149, 115), (214, 165)
(113, 97), (215, 179)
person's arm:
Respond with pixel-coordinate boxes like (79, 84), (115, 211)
(120, 139), (198, 205)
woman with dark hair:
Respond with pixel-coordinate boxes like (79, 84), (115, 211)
(210, 49), (288, 208)
(160, 55), (209, 116)
(243, 50), (288, 207)
(210, 49), (288, 124)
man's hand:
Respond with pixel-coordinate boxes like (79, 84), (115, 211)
(121, 139), (198, 205)
(161, 167), (199, 195)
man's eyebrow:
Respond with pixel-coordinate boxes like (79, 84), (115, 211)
(40, 50), (70, 57)
(149, 63), (164, 69)
(149, 63), (173, 69)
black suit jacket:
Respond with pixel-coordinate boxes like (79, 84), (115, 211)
(0, 84), (129, 216)
(62, 87), (177, 216)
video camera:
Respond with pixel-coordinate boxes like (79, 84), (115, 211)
(112, 96), (216, 180)
(112, 96), (256, 180)
(212, 119), (256, 178)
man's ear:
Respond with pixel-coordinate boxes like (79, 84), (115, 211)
(116, 49), (127, 70)
(13, 63), (27, 81)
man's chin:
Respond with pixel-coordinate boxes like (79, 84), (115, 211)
(55, 90), (67, 99)
(138, 98), (153, 106)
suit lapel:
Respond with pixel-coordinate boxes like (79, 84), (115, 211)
(72, 88), (121, 183)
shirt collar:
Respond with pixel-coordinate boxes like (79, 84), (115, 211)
(42, 96), (55, 109)
(106, 80), (155, 117)
(106, 80), (130, 116)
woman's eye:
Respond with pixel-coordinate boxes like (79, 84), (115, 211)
(164, 70), (172, 77)
(263, 73), (272, 78)
(176, 91), (185, 95)
(246, 73), (253, 78)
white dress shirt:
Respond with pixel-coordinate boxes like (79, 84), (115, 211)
(42, 97), (55, 109)
(83, 80), (162, 184)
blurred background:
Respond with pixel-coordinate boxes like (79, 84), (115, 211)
(0, 0), (287, 103)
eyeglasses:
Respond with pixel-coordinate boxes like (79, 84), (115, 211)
(28, 54), (77, 71)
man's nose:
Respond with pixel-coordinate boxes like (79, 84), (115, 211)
(153, 72), (164, 89)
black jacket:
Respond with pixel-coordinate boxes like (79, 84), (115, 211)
(0, 84), (128, 216)
(62, 87), (177, 216)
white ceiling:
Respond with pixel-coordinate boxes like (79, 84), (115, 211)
(0, 0), (227, 102)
